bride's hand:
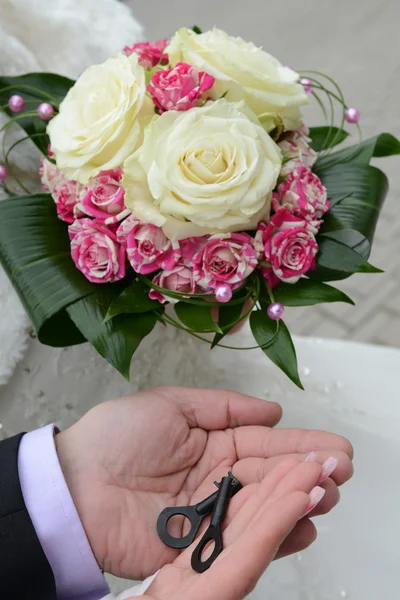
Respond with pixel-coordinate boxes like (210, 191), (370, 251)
(129, 459), (329, 600)
(55, 387), (353, 580)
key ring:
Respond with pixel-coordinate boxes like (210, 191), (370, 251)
(157, 472), (242, 571)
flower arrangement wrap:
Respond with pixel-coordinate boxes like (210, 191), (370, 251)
(0, 26), (399, 388)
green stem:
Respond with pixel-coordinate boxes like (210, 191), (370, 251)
(138, 274), (250, 307)
(161, 309), (279, 351)
(264, 279), (276, 304)
(4, 132), (43, 163)
(0, 111), (40, 136)
(311, 91), (328, 119)
(0, 84), (59, 104)
(300, 73), (363, 158)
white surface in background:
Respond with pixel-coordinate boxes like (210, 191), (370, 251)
(0, 323), (398, 598)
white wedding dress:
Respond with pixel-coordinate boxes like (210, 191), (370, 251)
(0, 0), (143, 385)
(0, 2), (399, 598)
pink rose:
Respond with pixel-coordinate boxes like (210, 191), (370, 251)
(255, 209), (319, 284)
(193, 233), (258, 289)
(52, 179), (84, 223)
(76, 168), (130, 225)
(149, 265), (197, 304)
(123, 39), (169, 68)
(117, 216), (180, 275)
(69, 218), (126, 284)
(147, 63), (215, 113)
(273, 166), (329, 221)
(278, 125), (317, 177)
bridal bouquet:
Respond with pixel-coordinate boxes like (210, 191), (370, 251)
(0, 27), (399, 388)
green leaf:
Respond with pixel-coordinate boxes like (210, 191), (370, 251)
(67, 290), (158, 380)
(175, 302), (222, 333)
(0, 72), (74, 153)
(250, 311), (303, 389)
(0, 194), (96, 346)
(211, 302), (245, 348)
(317, 163), (388, 243)
(273, 279), (354, 307)
(310, 160), (389, 281)
(312, 236), (382, 279)
(192, 25), (203, 34)
(320, 229), (370, 258)
(309, 126), (349, 152)
(104, 280), (159, 322)
(316, 133), (400, 170)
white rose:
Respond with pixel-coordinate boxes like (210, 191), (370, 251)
(167, 28), (308, 131)
(47, 53), (153, 183)
(123, 99), (282, 241)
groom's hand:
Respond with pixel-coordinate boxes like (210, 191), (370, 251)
(55, 387), (353, 579)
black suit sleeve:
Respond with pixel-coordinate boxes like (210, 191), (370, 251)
(0, 433), (56, 599)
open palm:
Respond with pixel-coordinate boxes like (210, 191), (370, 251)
(55, 387), (353, 579)
(137, 457), (328, 600)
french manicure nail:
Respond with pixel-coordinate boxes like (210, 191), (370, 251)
(318, 456), (339, 484)
(301, 486), (326, 518)
(304, 451), (318, 462)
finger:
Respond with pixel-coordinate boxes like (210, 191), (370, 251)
(307, 476), (340, 516)
(233, 455), (343, 513)
(226, 460), (321, 545)
(155, 387), (282, 429)
(233, 426), (354, 462)
(224, 481), (321, 559)
(275, 518), (318, 559)
(194, 491), (310, 600)
(261, 461), (322, 509)
(224, 477), (335, 559)
(233, 449), (353, 486)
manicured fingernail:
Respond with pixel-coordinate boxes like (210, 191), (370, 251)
(304, 451), (318, 462)
(318, 457), (339, 484)
(301, 486), (326, 518)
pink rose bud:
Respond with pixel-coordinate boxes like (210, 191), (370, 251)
(69, 219), (126, 284)
(259, 267), (280, 290)
(123, 39), (169, 68)
(116, 216), (180, 275)
(77, 168), (130, 225)
(40, 156), (62, 193)
(180, 236), (209, 267)
(273, 166), (329, 221)
(255, 209), (319, 284)
(193, 233), (258, 289)
(52, 179), (84, 223)
(149, 264), (197, 304)
(147, 63), (215, 113)
(278, 125), (317, 177)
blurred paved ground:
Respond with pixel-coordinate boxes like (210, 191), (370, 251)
(126, 0), (400, 347)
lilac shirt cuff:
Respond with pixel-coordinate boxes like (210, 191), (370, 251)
(18, 425), (110, 600)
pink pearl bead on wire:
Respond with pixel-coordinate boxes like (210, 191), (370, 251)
(345, 107), (360, 124)
(8, 95), (25, 113)
(37, 103), (55, 121)
(267, 302), (285, 321)
(215, 283), (233, 303)
(0, 165), (8, 182)
(300, 78), (313, 94)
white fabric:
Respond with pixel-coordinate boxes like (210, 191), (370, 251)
(0, 0), (144, 385)
(101, 573), (159, 599)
